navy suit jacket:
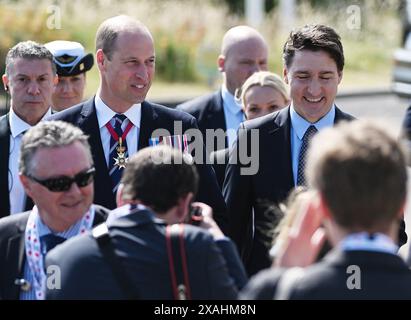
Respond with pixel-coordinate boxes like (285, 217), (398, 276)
(49, 97), (227, 231)
(0, 205), (109, 300)
(0, 114), (33, 219)
(46, 208), (247, 300)
(223, 106), (356, 276)
(241, 249), (411, 299)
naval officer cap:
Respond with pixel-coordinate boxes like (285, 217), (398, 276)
(45, 40), (94, 77)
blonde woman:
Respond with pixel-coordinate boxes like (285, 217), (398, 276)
(236, 71), (289, 120)
(211, 71), (289, 189)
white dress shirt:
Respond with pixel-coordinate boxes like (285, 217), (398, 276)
(290, 104), (336, 186)
(94, 95), (141, 166)
(221, 85), (245, 149)
(9, 108), (52, 214)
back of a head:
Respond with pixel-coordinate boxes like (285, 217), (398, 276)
(307, 120), (407, 231)
(95, 15), (152, 60)
(283, 24), (344, 72)
(120, 146), (199, 213)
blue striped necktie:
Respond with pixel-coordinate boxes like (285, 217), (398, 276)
(108, 114), (129, 194)
(296, 125), (317, 186)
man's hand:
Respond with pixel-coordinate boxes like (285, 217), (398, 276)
(275, 194), (326, 268)
(191, 202), (226, 240)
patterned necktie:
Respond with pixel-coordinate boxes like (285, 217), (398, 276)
(108, 114), (129, 194)
(296, 125), (318, 186)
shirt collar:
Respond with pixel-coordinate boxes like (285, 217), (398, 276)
(9, 107), (52, 138)
(95, 95), (141, 129)
(221, 84), (243, 115)
(290, 103), (336, 140)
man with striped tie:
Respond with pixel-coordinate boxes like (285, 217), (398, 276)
(50, 15), (227, 232)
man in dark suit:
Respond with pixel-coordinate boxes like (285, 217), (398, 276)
(0, 41), (57, 218)
(0, 121), (109, 300)
(241, 120), (411, 299)
(223, 25), (356, 276)
(177, 26), (268, 153)
(49, 15), (227, 230)
(46, 145), (247, 299)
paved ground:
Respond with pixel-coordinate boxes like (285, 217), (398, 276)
(336, 93), (411, 258)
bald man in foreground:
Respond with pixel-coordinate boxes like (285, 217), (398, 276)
(177, 26), (268, 152)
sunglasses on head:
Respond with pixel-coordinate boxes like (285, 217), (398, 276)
(27, 167), (96, 192)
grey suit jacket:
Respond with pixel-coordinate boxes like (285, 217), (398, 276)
(0, 205), (109, 300)
(46, 208), (247, 300)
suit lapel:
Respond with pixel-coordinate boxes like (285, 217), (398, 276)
(4, 214), (27, 299)
(78, 98), (115, 208)
(0, 114), (10, 218)
(208, 91), (227, 147)
(269, 107), (294, 191)
(138, 101), (158, 150)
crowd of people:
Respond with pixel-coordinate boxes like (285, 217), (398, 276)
(1, 14), (411, 300)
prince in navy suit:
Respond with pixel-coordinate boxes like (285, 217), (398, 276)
(50, 16), (227, 231)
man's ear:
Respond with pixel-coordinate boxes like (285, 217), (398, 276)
(2, 74), (9, 91)
(176, 192), (194, 220)
(318, 193), (332, 220)
(217, 55), (225, 73)
(337, 70), (343, 85)
(283, 68), (289, 85)
(96, 49), (106, 71)
(116, 184), (125, 207)
(20, 174), (34, 199)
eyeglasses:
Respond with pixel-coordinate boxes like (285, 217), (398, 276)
(27, 167), (96, 192)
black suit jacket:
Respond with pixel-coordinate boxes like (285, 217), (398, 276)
(0, 114), (33, 219)
(177, 90), (227, 148)
(241, 249), (411, 299)
(210, 148), (230, 190)
(0, 205), (109, 300)
(49, 97), (227, 230)
(223, 106), (355, 276)
(46, 208), (247, 300)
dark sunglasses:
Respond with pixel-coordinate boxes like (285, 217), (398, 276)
(28, 167), (96, 192)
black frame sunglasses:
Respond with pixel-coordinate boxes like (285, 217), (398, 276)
(27, 167), (96, 192)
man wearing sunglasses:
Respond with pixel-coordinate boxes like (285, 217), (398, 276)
(0, 121), (109, 300)
(49, 15), (227, 233)
(0, 41), (57, 218)
(45, 40), (94, 112)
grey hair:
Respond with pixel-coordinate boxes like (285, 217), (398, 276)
(5, 40), (56, 76)
(19, 121), (92, 175)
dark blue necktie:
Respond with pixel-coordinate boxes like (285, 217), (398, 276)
(40, 234), (66, 270)
(297, 125), (318, 186)
(108, 114), (129, 194)
(40, 234), (66, 254)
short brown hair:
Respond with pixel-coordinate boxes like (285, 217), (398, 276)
(120, 146), (199, 213)
(19, 121), (92, 176)
(283, 24), (344, 72)
(5, 40), (56, 76)
(95, 15), (151, 60)
(307, 120), (407, 231)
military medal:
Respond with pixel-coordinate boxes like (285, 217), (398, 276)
(106, 118), (134, 169)
(114, 137), (128, 169)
